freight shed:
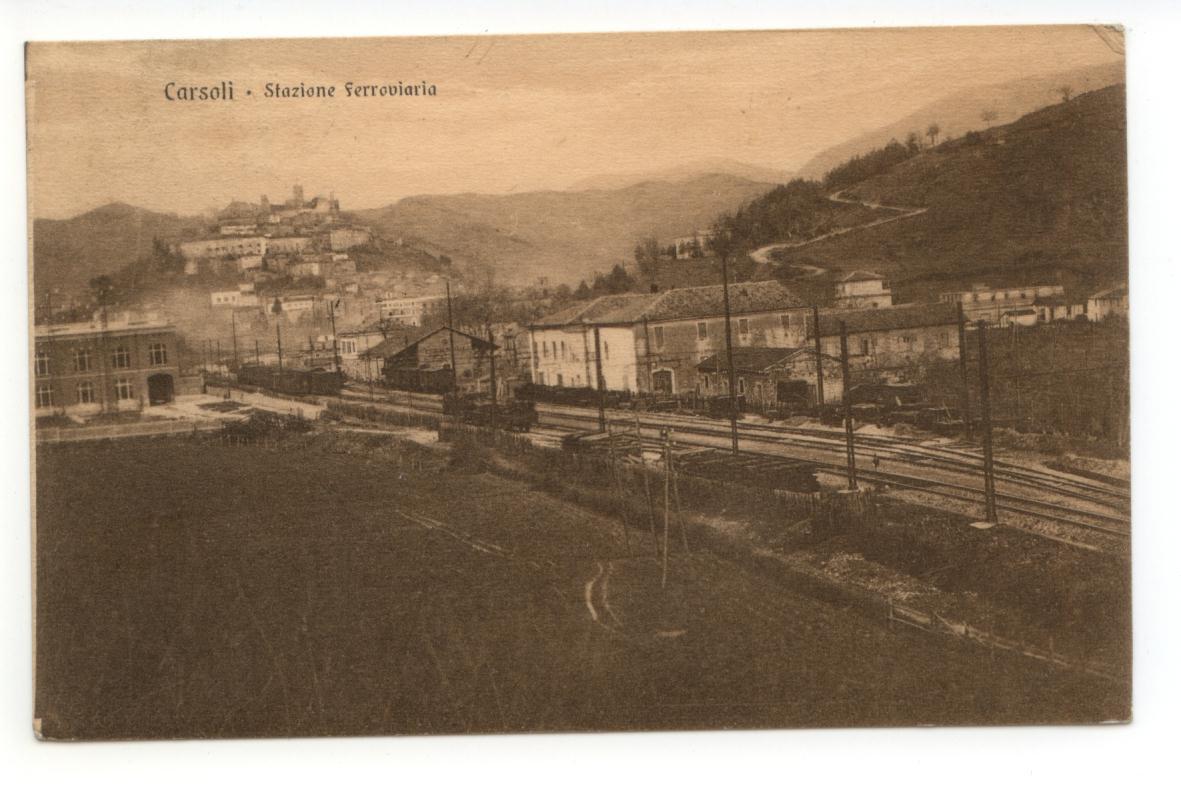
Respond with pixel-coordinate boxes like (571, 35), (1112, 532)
(377, 326), (497, 396)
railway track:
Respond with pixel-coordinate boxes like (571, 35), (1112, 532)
(536, 402), (1130, 511)
(334, 383), (1130, 543)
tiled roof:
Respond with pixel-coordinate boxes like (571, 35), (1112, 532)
(529, 293), (658, 328)
(808, 302), (959, 338)
(1090, 284), (1128, 300)
(642, 280), (803, 322)
(531, 280), (804, 329)
(840, 270), (885, 283)
(365, 325), (496, 358)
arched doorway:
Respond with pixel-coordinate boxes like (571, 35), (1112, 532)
(652, 369), (674, 395)
(147, 373), (174, 405)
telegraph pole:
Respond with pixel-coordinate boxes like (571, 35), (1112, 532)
(254, 339), (260, 366)
(230, 310), (240, 370)
(272, 298), (284, 374)
(720, 251), (739, 454)
(839, 321), (857, 490)
(328, 299), (341, 374)
(445, 279), (458, 394)
(957, 302), (972, 440)
(812, 305), (825, 416)
(593, 326), (607, 432)
(662, 428), (672, 589)
(976, 321), (998, 522)
(487, 325), (498, 408)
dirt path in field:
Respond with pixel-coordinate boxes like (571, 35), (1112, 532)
(748, 189), (928, 267)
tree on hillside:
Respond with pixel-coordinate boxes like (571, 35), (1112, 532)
(633, 236), (661, 280)
(926, 123), (942, 148)
(88, 275), (116, 320)
(980, 109), (999, 127)
(1057, 85), (1074, 103)
(590, 263), (637, 296)
(574, 280), (592, 300)
(823, 140), (918, 191)
(905, 131), (922, 153)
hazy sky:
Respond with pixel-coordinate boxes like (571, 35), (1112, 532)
(26, 26), (1122, 219)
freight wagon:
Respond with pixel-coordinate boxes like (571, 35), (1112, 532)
(235, 364), (344, 396)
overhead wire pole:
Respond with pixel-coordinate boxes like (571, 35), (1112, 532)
(593, 326), (607, 432)
(328, 298), (341, 375)
(230, 310), (240, 371)
(670, 433), (688, 552)
(271, 298), (284, 376)
(839, 321), (858, 490)
(445, 279), (458, 396)
(635, 412), (660, 557)
(487, 324), (498, 409)
(605, 420), (631, 551)
(976, 320), (998, 522)
(812, 305), (826, 417)
(720, 249), (739, 454)
(957, 302), (972, 440)
(661, 428), (671, 589)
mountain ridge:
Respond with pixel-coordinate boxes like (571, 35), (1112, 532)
(796, 60), (1124, 180)
(772, 83), (1127, 303)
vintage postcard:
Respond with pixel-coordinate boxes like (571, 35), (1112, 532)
(26, 26), (1129, 740)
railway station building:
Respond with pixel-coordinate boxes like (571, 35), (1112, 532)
(33, 315), (181, 418)
(528, 280), (813, 397)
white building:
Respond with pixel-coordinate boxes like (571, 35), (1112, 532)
(833, 271), (893, 309)
(1087, 285), (1128, 322)
(289, 260), (323, 278)
(377, 294), (446, 326)
(939, 284), (1065, 325)
(337, 322), (394, 381)
(529, 299), (643, 391)
(528, 281), (810, 395)
(210, 289), (260, 308)
(271, 294), (320, 319)
(179, 235), (267, 260)
(236, 254), (264, 272)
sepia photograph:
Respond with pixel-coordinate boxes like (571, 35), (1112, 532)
(24, 23), (1135, 743)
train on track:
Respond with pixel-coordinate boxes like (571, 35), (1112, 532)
(516, 379), (968, 429)
(234, 364), (345, 397)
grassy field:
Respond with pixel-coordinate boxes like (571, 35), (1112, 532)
(35, 432), (1128, 739)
